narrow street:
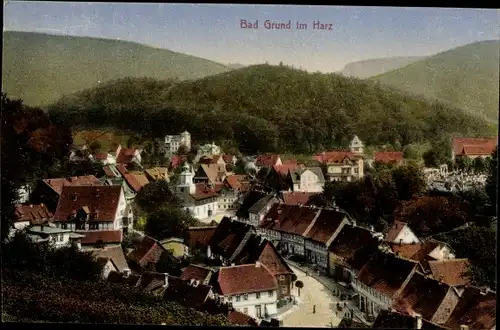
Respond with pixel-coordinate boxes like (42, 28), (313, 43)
(281, 266), (343, 328)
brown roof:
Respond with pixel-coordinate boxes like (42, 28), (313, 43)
(43, 175), (102, 195)
(428, 259), (471, 286)
(393, 272), (452, 320)
(282, 192), (318, 206)
(255, 154), (281, 167)
(357, 251), (418, 299)
(444, 286), (496, 330)
(184, 226), (217, 250)
(196, 163), (226, 184)
(53, 185), (122, 222)
(78, 230), (123, 245)
(127, 235), (165, 267)
(389, 243), (423, 259)
(116, 164), (143, 192)
(385, 221), (410, 242)
(103, 166), (118, 177)
(224, 174), (247, 190)
(407, 239), (445, 271)
(180, 265), (213, 282)
(14, 204), (53, 224)
(144, 167), (169, 181)
(234, 238), (294, 276)
(191, 183), (219, 200)
(304, 209), (347, 245)
(116, 148), (138, 164)
(453, 137), (497, 156)
(260, 204), (319, 236)
(217, 263), (278, 295)
(95, 152), (108, 160)
(328, 225), (380, 271)
(228, 310), (259, 326)
(312, 151), (355, 164)
(92, 246), (129, 272)
(208, 218), (254, 259)
(138, 271), (169, 296)
(374, 151), (404, 164)
(130, 171), (150, 188)
(163, 275), (212, 309)
(272, 164), (299, 175)
(372, 310), (450, 329)
(169, 155), (187, 169)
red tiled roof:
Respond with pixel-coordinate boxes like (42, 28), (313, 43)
(255, 154), (281, 167)
(116, 164), (143, 192)
(390, 243), (423, 259)
(281, 192), (318, 206)
(304, 209), (347, 245)
(260, 204), (319, 236)
(224, 174), (247, 190)
(208, 217), (254, 259)
(328, 225), (379, 271)
(217, 263), (278, 295)
(170, 155), (187, 169)
(428, 259), (471, 286)
(407, 239), (444, 270)
(116, 148), (138, 164)
(184, 226), (217, 250)
(257, 240), (295, 276)
(127, 235), (165, 267)
(282, 159), (298, 166)
(374, 151), (404, 164)
(180, 265), (212, 282)
(163, 275), (213, 309)
(393, 272), (451, 320)
(385, 221), (409, 242)
(312, 151), (354, 164)
(228, 310), (259, 326)
(273, 163), (299, 175)
(14, 204), (53, 224)
(43, 175), (103, 195)
(53, 185), (122, 222)
(191, 183), (219, 200)
(78, 230), (123, 245)
(453, 137), (497, 156)
(444, 286), (496, 330)
(357, 251), (418, 298)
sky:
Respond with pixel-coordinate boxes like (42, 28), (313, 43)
(4, 2), (499, 72)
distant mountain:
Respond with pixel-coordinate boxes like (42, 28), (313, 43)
(337, 56), (426, 78)
(2, 31), (230, 107)
(370, 40), (500, 123)
(227, 63), (246, 70)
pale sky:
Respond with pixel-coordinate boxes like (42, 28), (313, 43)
(4, 2), (499, 72)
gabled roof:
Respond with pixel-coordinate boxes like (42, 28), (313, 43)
(217, 263), (278, 295)
(144, 167), (169, 181)
(290, 167), (325, 183)
(14, 204), (53, 224)
(392, 272), (452, 320)
(385, 221), (414, 243)
(428, 259), (471, 286)
(43, 175), (103, 195)
(53, 185), (122, 222)
(184, 226), (217, 250)
(116, 164), (143, 193)
(373, 151), (404, 164)
(236, 190), (268, 219)
(170, 155), (187, 169)
(224, 174), (247, 190)
(259, 204), (319, 236)
(78, 230), (123, 245)
(407, 239), (449, 271)
(281, 191), (318, 206)
(92, 246), (129, 272)
(180, 264), (213, 282)
(372, 310), (450, 329)
(138, 271), (169, 296)
(163, 275), (212, 309)
(273, 163), (300, 176)
(127, 235), (165, 267)
(452, 137), (497, 156)
(116, 148), (139, 164)
(357, 251), (418, 299)
(208, 217), (254, 259)
(248, 195), (277, 214)
(129, 171), (150, 188)
(255, 154), (281, 167)
(312, 151), (355, 164)
(328, 224), (380, 271)
(304, 208), (347, 245)
(228, 310), (259, 326)
(389, 243), (423, 259)
(196, 164), (226, 184)
(444, 286), (496, 330)
(191, 183), (219, 201)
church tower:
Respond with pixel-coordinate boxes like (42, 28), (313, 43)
(177, 162), (196, 195)
(350, 135), (364, 155)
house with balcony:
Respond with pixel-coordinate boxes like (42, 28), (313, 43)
(214, 262), (279, 320)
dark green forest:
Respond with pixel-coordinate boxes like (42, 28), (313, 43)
(48, 65), (495, 154)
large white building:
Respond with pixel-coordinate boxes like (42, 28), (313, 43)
(162, 131), (191, 156)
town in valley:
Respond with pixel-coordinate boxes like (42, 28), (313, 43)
(2, 3), (498, 329)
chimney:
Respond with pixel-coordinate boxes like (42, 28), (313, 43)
(415, 313), (423, 329)
(370, 225), (374, 232)
(163, 273), (169, 288)
(255, 261), (261, 268)
(399, 239), (403, 245)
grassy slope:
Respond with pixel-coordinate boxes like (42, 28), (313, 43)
(337, 56), (425, 78)
(370, 40), (500, 123)
(2, 31), (230, 107)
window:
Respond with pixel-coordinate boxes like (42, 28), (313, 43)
(243, 294), (248, 301)
(236, 295), (241, 302)
(243, 308), (248, 314)
(61, 223), (68, 229)
(281, 286), (288, 294)
(228, 296), (232, 301)
(279, 275), (286, 281)
(58, 234), (64, 242)
(256, 305), (262, 318)
(256, 292), (261, 299)
(354, 168), (359, 174)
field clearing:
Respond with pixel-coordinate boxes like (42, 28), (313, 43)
(72, 129), (144, 152)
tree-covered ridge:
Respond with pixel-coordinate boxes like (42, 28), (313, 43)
(371, 40), (500, 123)
(49, 64), (494, 154)
(3, 31), (231, 107)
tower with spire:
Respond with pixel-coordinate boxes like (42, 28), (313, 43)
(350, 135), (364, 155)
(177, 162), (196, 195)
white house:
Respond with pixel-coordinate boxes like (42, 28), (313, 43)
(289, 167), (325, 193)
(350, 135), (364, 154)
(216, 263), (279, 320)
(384, 221), (420, 245)
(161, 131), (191, 156)
(175, 163), (218, 221)
(196, 142), (222, 161)
(26, 224), (74, 248)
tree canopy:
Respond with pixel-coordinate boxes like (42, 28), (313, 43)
(144, 206), (198, 240)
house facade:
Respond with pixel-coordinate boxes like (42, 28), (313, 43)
(247, 195), (280, 227)
(26, 225), (74, 249)
(288, 167), (325, 193)
(161, 131), (191, 156)
(384, 221), (420, 245)
(451, 137), (497, 161)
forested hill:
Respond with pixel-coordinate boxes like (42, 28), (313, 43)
(337, 56), (425, 79)
(2, 31), (230, 107)
(370, 40), (500, 123)
(48, 65), (495, 154)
